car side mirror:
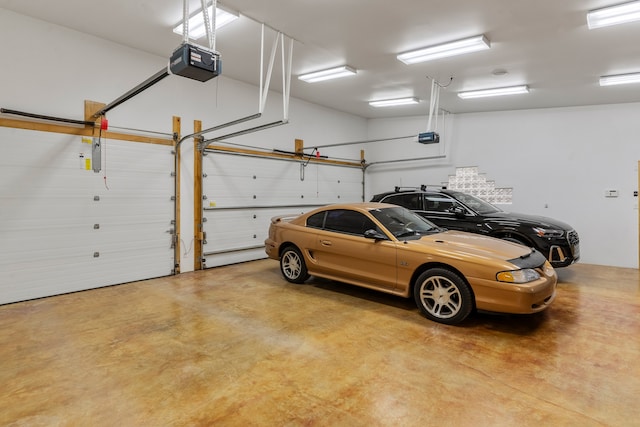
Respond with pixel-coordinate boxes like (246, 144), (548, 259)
(451, 206), (466, 218)
(364, 229), (387, 240)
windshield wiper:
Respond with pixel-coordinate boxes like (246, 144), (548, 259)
(396, 231), (418, 238)
(397, 228), (440, 238)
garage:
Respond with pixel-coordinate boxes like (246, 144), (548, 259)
(0, 1), (639, 425)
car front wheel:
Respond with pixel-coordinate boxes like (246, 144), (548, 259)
(413, 268), (473, 325)
(280, 246), (310, 284)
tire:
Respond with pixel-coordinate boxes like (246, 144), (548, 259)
(280, 246), (310, 284)
(413, 268), (473, 325)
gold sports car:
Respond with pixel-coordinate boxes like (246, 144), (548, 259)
(265, 203), (557, 325)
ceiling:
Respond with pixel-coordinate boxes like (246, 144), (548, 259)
(1, 0), (640, 119)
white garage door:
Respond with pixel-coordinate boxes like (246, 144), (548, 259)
(0, 127), (174, 304)
(201, 150), (363, 267)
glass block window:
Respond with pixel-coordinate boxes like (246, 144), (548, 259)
(444, 166), (512, 204)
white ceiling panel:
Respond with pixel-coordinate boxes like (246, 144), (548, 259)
(1, 0), (639, 118)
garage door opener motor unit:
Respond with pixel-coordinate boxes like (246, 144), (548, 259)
(417, 76), (445, 145)
(170, 43), (221, 82)
(90, 2), (224, 119)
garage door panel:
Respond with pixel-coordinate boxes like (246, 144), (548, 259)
(202, 248), (267, 268)
(3, 196), (171, 222)
(5, 250), (172, 303)
(204, 181), (358, 208)
(201, 152), (362, 268)
(204, 235), (261, 253)
(204, 155), (298, 179)
(1, 227), (171, 257)
(204, 207), (309, 225)
(0, 127), (174, 304)
(90, 197), (173, 218)
(206, 192), (311, 208)
(203, 163), (306, 208)
(203, 210), (265, 252)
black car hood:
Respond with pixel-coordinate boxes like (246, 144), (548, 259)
(483, 211), (573, 230)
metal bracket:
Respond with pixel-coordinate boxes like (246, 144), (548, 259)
(92, 138), (101, 173)
(197, 138), (209, 152)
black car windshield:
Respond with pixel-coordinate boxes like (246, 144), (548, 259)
(370, 206), (441, 239)
(451, 191), (502, 214)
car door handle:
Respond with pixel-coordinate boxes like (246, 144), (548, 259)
(320, 240), (332, 246)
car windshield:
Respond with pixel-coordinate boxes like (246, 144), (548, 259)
(450, 191), (502, 214)
(370, 206), (442, 239)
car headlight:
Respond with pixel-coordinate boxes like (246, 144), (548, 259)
(533, 227), (564, 238)
(497, 268), (540, 283)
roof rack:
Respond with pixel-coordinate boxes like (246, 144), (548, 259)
(393, 185), (447, 192)
(420, 184), (447, 191)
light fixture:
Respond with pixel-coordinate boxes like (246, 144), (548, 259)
(587, 1), (640, 29)
(458, 85), (529, 99)
(173, 4), (239, 39)
(397, 35), (490, 65)
(369, 97), (420, 107)
(599, 72), (640, 86)
(298, 66), (357, 83)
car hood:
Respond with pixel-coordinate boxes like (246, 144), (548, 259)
(483, 211), (573, 230)
(409, 230), (538, 267)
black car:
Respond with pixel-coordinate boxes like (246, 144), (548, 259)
(371, 186), (580, 268)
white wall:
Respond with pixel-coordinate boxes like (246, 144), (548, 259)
(0, 9), (368, 273)
(366, 103), (640, 268)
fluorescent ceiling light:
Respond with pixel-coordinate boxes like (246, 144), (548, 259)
(458, 85), (529, 99)
(173, 5), (239, 39)
(599, 72), (640, 86)
(298, 66), (357, 83)
(587, 1), (640, 29)
(369, 97), (420, 107)
(397, 35), (490, 65)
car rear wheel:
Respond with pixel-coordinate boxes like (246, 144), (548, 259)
(414, 268), (473, 325)
(280, 246), (310, 284)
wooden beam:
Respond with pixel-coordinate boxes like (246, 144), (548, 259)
(84, 100), (105, 126)
(204, 144), (363, 168)
(100, 131), (173, 146)
(0, 117), (172, 146)
(295, 138), (304, 156)
(193, 120), (204, 271)
(0, 117), (89, 136)
(173, 116), (181, 274)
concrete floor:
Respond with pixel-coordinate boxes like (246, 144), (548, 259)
(0, 260), (639, 426)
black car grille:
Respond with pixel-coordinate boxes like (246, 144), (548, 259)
(567, 230), (579, 246)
